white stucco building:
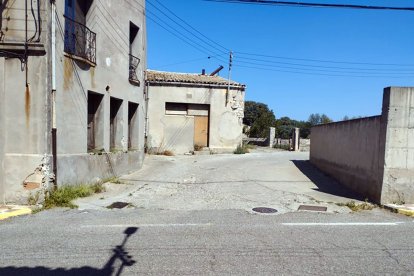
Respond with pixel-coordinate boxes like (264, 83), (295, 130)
(0, 0), (147, 203)
(146, 70), (246, 154)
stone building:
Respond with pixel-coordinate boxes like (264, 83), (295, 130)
(146, 70), (245, 154)
(0, 0), (147, 203)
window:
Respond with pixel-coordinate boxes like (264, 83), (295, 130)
(128, 22), (140, 85)
(165, 103), (188, 115)
(87, 91), (104, 151)
(64, 0), (96, 65)
(165, 103), (209, 116)
(128, 102), (139, 150)
(110, 97), (123, 151)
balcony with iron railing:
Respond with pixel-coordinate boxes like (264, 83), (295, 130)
(64, 15), (96, 66)
(129, 54), (141, 86)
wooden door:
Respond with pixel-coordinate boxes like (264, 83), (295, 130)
(194, 116), (209, 147)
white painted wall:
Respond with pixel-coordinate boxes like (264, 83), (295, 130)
(147, 84), (245, 154)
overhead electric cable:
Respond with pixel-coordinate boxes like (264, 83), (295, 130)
(234, 52), (414, 67)
(235, 64), (414, 78)
(234, 56), (414, 72)
(205, 0), (414, 11)
(148, 0), (229, 54)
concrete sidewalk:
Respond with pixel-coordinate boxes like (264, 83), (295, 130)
(385, 204), (414, 217)
(0, 205), (32, 221)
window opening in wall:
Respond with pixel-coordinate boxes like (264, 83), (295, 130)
(87, 91), (103, 151)
(128, 102), (139, 150)
(129, 21), (140, 85)
(165, 103), (188, 115)
(64, 0), (96, 65)
(110, 97), (123, 151)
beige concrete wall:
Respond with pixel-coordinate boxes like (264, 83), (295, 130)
(310, 116), (383, 201)
(0, 0), (147, 203)
(147, 84), (245, 154)
(1, 0), (50, 202)
(1, 0), (46, 43)
(310, 87), (414, 204)
(380, 87), (414, 203)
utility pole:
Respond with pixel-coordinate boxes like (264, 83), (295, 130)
(226, 51), (233, 106)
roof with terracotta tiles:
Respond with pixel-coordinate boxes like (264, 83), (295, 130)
(146, 70), (245, 88)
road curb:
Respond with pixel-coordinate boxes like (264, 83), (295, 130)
(0, 206), (32, 221)
(384, 204), (414, 217)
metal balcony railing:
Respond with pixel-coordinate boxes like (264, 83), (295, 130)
(64, 15), (96, 65)
(129, 54), (140, 86)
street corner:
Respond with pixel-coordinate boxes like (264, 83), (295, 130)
(384, 204), (414, 217)
(0, 205), (32, 221)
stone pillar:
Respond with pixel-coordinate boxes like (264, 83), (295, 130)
(292, 128), (300, 151)
(269, 127), (275, 147)
(379, 87), (414, 203)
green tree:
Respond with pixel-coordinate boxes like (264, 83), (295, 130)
(308, 113), (333, 126)
(243, 101), (276, 138)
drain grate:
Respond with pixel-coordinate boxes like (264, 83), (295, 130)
(298, 205), (327, 212)
(107, 202), (130, 209)
(252, 207), (278, 214)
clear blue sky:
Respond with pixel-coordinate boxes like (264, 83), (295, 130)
(146, 0), (414, 121)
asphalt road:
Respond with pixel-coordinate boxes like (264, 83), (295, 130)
(1, 208), (413, 275)
(1, 151), (414, 275)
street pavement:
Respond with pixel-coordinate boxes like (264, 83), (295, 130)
(1, 150), (413, 275)
(1, 208), (413, 275)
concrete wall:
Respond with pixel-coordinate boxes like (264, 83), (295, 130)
(310, 116), (383, 201)
(310, 87), (414, 204)
(147, 84), (245, 154)
(0, 58), (5, 203)
(380, 87), (414, 203)
(0, 0), (50, 203)
(0, 0), (147, 203)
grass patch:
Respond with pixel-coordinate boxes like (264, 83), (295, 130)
(234, 143), (250, 154)
(43, 183), (105, 209)
(336, 200), (375, 212)
(103, 176), (123, 185)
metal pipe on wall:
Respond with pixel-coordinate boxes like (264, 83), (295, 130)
(51, 0), (57, 189)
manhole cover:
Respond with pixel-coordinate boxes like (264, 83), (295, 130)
(298, 205), (327, 212)
(252, 207), (278, 214)
(107, 202), (130, 209)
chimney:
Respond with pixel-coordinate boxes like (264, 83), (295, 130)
(210, 65), (224, 76)
(202, 69), (206, 75)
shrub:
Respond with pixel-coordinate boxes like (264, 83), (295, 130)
(43, 183), (105, 209)
(234, 143), (249, 154)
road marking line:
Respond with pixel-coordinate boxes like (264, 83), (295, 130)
(282, 222), (405, 226)
(82, 223), (212, 228)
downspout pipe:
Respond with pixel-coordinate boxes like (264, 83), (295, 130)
(51, 0), (57, 189)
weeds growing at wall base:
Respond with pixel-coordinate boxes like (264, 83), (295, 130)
(336, 200), (375, 212)
(234, 143), (250, 154)
(42, 183), (105, 209)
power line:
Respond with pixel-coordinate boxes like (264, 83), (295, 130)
(234, 51), (414, 67)
(144, 0), (414, 77)
(234, 56), (414, 72)
(205, 0), (414, 11)
(129, 0), (228, 64)
(156, 55), (225, 68)
(148, 0), (230, 54)
(235, 63), (414, 78)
